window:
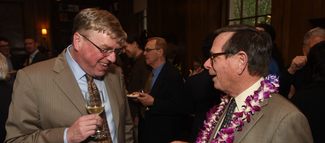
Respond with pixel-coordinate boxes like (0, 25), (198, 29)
(228, 0), (271, 26)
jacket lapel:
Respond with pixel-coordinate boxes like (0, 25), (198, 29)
(234, 98), (269, 142)
(53, 49), (88, 116)
(149, 62), (167, 96)
(104, 70), (120, 129)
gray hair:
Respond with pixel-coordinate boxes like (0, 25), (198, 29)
(303, 27), (325, 46)
(0, 53), (8, 80)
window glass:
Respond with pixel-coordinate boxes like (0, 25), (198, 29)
(258, 0), (271, 16)
(228, 0), (271, 26)
(243, 0), (256, 18)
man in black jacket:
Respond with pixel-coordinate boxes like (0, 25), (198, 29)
(279, 27), (325, 98)
(183, 32), (222, 142)
(24, 38), (47, 65)
(136, 37), (185, 143)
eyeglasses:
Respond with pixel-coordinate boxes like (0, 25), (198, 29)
(80, 34), (123, 56)
(0, 44), (10, 48)
(210, 52), (230, 64)
(144, 48), (158, 52)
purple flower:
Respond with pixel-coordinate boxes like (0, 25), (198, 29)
(225, 135), (234, 143)
(265, 74), (279, 83)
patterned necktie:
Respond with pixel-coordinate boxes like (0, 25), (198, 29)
(220, 98), (237, 129)
(28, 56), (33, 65)
(85, 74), (113, 143)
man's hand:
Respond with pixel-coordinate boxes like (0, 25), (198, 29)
(189, 67), (204, 77)
(66, 114), (102, 143)
(288, 56), (307, 74)
(137, 92), (154, 106)
(9, 70), (17, 76)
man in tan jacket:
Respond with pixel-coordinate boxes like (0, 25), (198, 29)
(173, 25), (313, 143)
(5, 8), (134, 143)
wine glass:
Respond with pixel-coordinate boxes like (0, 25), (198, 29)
(138, 89), (144, 94)
(138, 89), (150, 111)
(85, 91), (106, 138)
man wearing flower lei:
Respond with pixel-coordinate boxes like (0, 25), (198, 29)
(173, 25), (313, 143)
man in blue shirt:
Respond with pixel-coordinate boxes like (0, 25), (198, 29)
(136, 37), (185, 143)
(5, 8), (134, 143)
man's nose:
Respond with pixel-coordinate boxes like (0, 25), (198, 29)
(204, 58), (212, 69)
(106, 52), (116, 63)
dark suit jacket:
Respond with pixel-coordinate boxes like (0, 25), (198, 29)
(0, 80), (12, 142)
(278, 65), (307, 98)
(138, 60), (185, 143)
(29, 52), (48, 65)
(290, 81), (325, 143)
(9, 55), (23, 70)
(183, 70), (222, 142)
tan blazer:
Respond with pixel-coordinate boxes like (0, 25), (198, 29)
(209, 93), (313, 143)
(5, 49), (134, 143)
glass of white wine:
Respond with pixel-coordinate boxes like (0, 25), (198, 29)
(85, 91), (106, 138)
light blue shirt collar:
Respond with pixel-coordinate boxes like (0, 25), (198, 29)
(152, 61), (166, 76)
(150, 61), (166, 93)
(65, 45), (86, 81)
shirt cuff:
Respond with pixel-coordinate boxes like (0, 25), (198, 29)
(64, 128), (69, 143)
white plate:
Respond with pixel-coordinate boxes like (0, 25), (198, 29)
(127, 94), (139, 98)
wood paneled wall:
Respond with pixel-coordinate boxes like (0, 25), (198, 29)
(0, 0), (51, 55)
(119, 0), (140, 36)
(1, 0), (325, 72)
(272, 0), (325, 65)
(146, 0), (223, 77)
(145, 0), (325, 76)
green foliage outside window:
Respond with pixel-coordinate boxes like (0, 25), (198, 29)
(229, 0), (271, 26)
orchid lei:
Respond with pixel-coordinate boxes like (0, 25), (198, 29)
(196, 75), (279, 143)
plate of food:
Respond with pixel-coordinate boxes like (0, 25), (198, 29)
(127, 93), (139, 98)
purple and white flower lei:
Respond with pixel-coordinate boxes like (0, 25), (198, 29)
(196, 75), (279, 143)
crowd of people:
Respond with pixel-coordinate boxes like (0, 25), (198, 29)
(1, 8), (324, 143)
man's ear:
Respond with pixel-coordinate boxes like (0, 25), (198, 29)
(132, 41), (137, 46)
(73, 32), (82, 51)
(157, 48), (163, 56)
(236, 51), (248, 75)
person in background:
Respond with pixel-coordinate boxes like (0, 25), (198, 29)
(188, 56), (204, 77)
(255, 24), (285, 77)
(5, 8), (134, 143)
(135, 37), (185, 143)
(0, 36), (23, 86)
(182, 32), (222, 142)
(173, 24), (312, 143)
(279, 27), (325, 99)
(45, 50), (54, 59)
(290, 41), (325, 143)
(122, 33), (152, 93)
(166, 43), (178, 64)
(121, 33), (152, 143)
(0, 52), (12, 142)
(24, 37), (47, 66)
